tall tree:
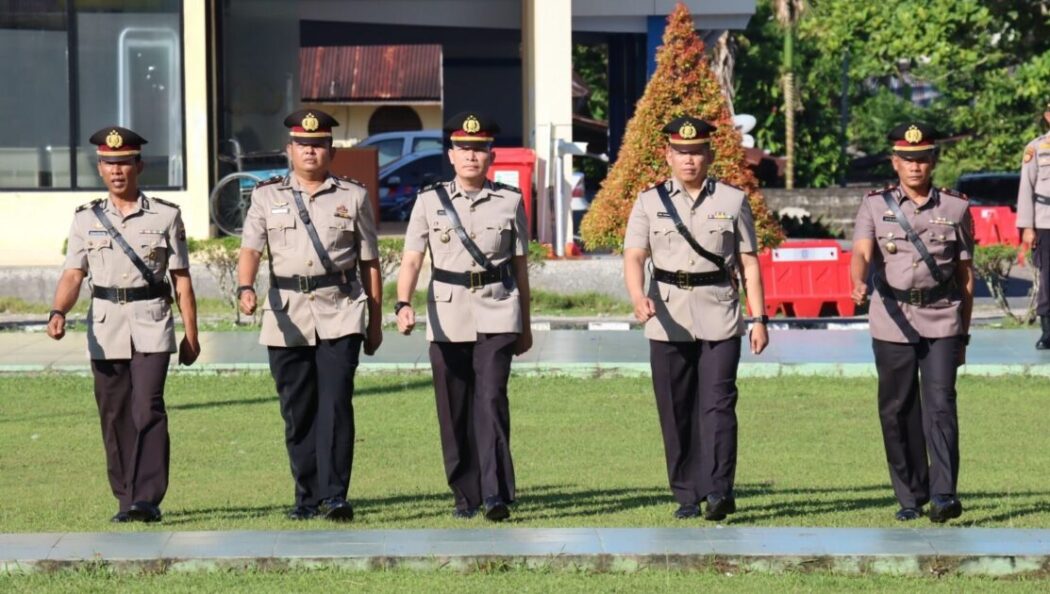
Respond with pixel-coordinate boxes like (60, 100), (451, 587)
(580, 3), (783, 251)
(774, 0), (806, 189)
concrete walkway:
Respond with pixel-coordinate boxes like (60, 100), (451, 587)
(2, 328), (1048, 376)
(1, 527), (1047, 576)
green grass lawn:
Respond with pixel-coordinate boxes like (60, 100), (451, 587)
(2, 567), (1046, 594)
(0, 374), (1047, 532)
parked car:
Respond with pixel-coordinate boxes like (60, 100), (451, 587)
(377, 148), (446, 221)
(357, 130), (443, 168)
(954, 172), (1020, 208)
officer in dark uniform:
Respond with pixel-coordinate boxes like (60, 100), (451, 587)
(48, 126), (200, 523)
(1017, 101), (1050, 349)
(623, 116), (769, 521)
(395, 112), (531, 522)
(238, 109), (382, 521)
(851, 122), (974, 523)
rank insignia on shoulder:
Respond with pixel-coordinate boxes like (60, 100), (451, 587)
(656, 211), (672, 218)
(493, 181), (522, 193)
(257, 175), (283, 187)
(708, 212), (734, 220)
(334, 205), (352, 219)
(335, 175), (364, 187)
(76, 198), (104, 212)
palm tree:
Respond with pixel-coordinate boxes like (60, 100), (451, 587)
(774, 0), (806, 189)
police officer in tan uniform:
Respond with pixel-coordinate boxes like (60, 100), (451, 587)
(238, 109), (382, 522)
(47, 126), (200, 523)
(623, 116), (769, 521)
(1017, 101), (1050, 349)
(851, 122), (974, 523)
(395, 112), (531, 522)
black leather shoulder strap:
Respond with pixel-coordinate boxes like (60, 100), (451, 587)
(90, 202), (159, 286)
(290, 188), (337, 274)
(654, 182), (726, 271)
(433, 183), (497, 271)
(881, 190), (946, 284)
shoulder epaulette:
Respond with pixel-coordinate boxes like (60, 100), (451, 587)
(713, 179), (743, 192)
(493, 181), (522, 194)
(419, 181), (444, 193)
(335, 174), (364, 187)
(866, 184), (897, 196)
(940, 187), (968, 200)
(151, 197), (181, 209)
(75, 198), (103, 212)
(644, 179), (671, 193)
(256, 175), (283, 188)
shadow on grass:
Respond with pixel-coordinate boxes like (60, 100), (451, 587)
(162, 378), (436, 413)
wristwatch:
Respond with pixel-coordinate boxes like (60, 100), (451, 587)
(394, 301), (412, 315)
(752, 314), (769, 325)
(236, 285), (255, 298)
(963, 334), (971, 346)
(48, 309), (66, 322)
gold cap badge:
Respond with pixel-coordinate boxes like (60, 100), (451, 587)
(904, 125), (923, 144)
(301, 113), (319, 132)
(679, 122), (697, 139)
(463, 115), (481, 134)
(105, 130), (123, 149)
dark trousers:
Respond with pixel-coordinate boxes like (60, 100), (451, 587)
(429, 333), (517, 511)
(268, 334), (362, 507)
(1035, 229), (1050, 316)
(649, 338), (742, 505)
(90, 351), (171, 512)
(872, 337), (963, 508)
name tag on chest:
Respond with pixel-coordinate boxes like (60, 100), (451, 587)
(89, 230), (109, 236)
(656, 211), (672, 219)
(271, 207), (289, 214)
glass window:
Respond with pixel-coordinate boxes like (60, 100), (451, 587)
(372, 139), (405, 168)
(412, 137), (443, 153)
(0, 3), (70, 188)
(0, 1), (184, 190)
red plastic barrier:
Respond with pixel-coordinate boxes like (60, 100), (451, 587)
(754, 240), (855, 318)
(969, 205), (1020, 247)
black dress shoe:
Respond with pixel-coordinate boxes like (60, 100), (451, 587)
(128, 501), (162, 523)
(286, 505), (318, 521)
(320, 498), (354, 522)
(483, 497), (510, 522)
(111, 511), (132, 523)
(928, 495), (962, 523)
(704, 495), (736, 521)
(895, 507), (922, 521)
(452, 507), (478, 520)
(674, 504), (700, 519)
(1037, 316), (1050, 349)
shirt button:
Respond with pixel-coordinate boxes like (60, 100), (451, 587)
(689, 259), (695, 265)
(470, 232), (476, 239)
(307, 260), (313, 267)
(121, 223), (127, 229)
(122, 273), (128, 279)
(913, 261), (919, 268)
(308, 294), (315, 301)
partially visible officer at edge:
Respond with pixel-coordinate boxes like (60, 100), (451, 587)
(395, 111), (532, 522)
(48, 126), (200, 523)
(623, 116), (769, 522)
(850, 122), (974, 524)
(1016, 100), (1050, 349)
(237, 109), (382, 522)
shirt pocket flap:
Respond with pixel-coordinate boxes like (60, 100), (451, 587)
(267, 214), (296, 231)
(86, 237), (112, 250)
(429, 281), (454, 302)
(329, 218), (356, 232)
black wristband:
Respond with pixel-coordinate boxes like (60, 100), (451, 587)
(752, 314), (769, 325)
(49, 309), (66, 322)
(963, 334), (971, 346)
(394, 300), (412, 315)
(236, 285), (255, 297)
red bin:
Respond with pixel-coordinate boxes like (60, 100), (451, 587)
(487, 148), (536, 239)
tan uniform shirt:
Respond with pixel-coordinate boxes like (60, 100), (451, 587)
(63, 194), (189, 360)
(1017, 132), (1050, 229)
(404, 179), (528, 343)
(624, 178), (757, 342)
(241, 174), (378, 347)
(853, 186), (974, 343)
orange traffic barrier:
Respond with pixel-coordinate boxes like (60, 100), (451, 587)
(755, 240), (855, 318)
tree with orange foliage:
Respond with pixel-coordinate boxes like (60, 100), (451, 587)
(581, 3), (783, 251)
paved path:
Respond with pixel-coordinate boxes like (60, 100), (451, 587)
(2, 527), (1047, 576)
(2, 328), (1048, 376)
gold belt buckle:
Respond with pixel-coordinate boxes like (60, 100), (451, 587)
(469, 271), (484, 290)
(909, 288), (922, 306)
(298, 276), (312, 293)
(115, 287), (128, 304)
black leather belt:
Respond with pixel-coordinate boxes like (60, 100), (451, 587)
(652, 267), (729, 288)
(92, 282), (171, 303)
(1035, 194), (1050, 205)
(272, 270), (356, 293)
(432, 262), (513, 289)
(878, 279), (958, 307)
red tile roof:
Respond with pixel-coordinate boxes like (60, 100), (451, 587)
(300, 45), (442, 102)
